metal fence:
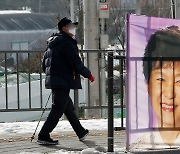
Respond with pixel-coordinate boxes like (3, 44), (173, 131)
(0, 50), (126, 122)
(0, 50), (46, 112)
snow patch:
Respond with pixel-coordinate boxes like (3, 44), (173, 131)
(0, 119), (125, 135)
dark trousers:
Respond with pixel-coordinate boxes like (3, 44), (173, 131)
(39, 88), (85, 138)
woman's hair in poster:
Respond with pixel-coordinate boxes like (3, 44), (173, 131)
(143, 26), (180, 82)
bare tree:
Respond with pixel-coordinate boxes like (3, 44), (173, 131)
(76, 0), (84, 46)
(18, 53), (43, 73)
(106, 0), (135, 50)
(141, 0), (172, 18)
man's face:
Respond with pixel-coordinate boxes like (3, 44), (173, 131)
(62, 23), (76, 37)
(148, 61), (180, 127)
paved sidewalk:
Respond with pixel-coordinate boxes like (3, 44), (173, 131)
(0, 131), (126, 154)
(1, 130), (180, 154)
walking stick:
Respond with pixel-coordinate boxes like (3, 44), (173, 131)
(31, 92), (52, 142)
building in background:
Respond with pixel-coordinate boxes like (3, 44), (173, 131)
(0, 11), (57, 51)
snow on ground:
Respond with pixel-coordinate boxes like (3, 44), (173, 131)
(17, 148), (126, 154)
(0, 119), (125, 135)
(18, 151), (80, 154)
(0, 119), (126, 154)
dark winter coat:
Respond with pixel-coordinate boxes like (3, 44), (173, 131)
(42, 31), (91, 89)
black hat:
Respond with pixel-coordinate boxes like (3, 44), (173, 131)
(58, 17), (78, 30)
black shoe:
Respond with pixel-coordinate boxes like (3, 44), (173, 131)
(37, 134), (59, 145)
(79, 129), (89, 141)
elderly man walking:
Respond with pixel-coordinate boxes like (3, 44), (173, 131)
(37, 17), (95, 145)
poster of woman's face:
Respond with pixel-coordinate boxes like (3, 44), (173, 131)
(148, 61), (180, 127)
(143, 26), (180, 128)
(127, 14), (180, 149)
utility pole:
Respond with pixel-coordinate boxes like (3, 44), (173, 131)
(171, 0), (176, 18)
(70, 0), (79, 116)
(99, 0), (109, 117)
(83, 0), (100, 118)
(175, 0), (180, 19)
(100, 18), (106, 118)
(70, 0), (75, 22)
(39, 0), (42, 13)
(135, 0), (141, 15)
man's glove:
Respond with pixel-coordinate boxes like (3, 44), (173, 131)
(88, 74), (95, 83)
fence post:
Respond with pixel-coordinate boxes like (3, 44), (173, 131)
(120, 58), (124, 129)
(108, 51), (114, 152)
